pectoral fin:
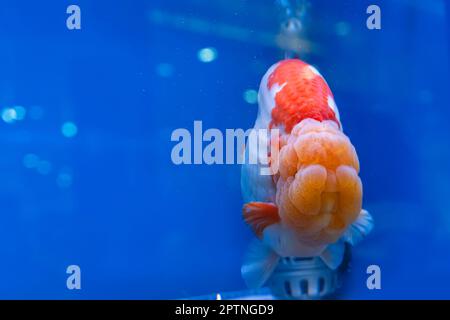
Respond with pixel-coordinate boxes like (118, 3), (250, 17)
(343, 209), (374, 246)
(319, 240), (345, 270)
(243, 202), (280, 238)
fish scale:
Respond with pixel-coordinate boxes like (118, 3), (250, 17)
(268, 59), (338, 132)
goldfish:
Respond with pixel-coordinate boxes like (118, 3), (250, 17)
(241, 59), (373, 288)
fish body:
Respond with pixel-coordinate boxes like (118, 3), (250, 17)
(241, 59), (373, 288)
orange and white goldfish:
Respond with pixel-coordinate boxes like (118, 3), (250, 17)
(241, 59), (373, 288)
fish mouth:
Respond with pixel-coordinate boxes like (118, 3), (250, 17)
(321, 191), (338, 215)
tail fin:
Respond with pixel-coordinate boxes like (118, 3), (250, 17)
(241, 238), (280, 289)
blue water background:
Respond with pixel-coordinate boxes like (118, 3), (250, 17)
(0, 0), (449, 298)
